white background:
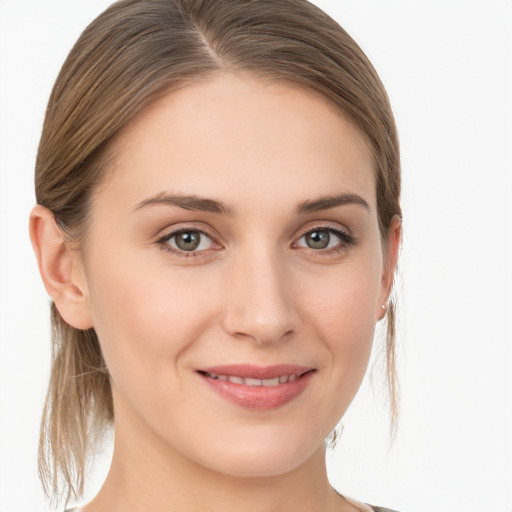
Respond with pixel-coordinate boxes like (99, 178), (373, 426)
(0, 1), (511, 511)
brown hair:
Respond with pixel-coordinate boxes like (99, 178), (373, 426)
(35, 0), (401, 504)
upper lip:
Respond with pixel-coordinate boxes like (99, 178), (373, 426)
(197, 364), (313, 379)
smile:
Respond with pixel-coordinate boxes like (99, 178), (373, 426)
(202, 372), (300, 386)
(197, 365), (315, 410)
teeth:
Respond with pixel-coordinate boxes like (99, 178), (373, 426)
(206, 372), (299, 386)
(244, 377), (262, 386)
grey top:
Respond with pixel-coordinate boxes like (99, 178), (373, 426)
(66, 507), (398, 511)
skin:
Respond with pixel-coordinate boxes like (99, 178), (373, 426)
(30, 74), (400, 512)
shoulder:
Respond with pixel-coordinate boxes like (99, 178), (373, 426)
(343, 495), (400, 512)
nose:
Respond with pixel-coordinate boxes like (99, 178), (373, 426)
(222, 248), (299, 346)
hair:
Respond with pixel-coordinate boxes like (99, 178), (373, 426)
(35, 0), (401, 504)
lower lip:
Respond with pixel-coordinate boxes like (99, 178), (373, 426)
(199, 372), (314, 410)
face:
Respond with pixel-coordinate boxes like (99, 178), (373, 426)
(77, 74), (393, 478)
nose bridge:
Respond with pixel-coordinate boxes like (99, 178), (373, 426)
(223, 243), (297, 345)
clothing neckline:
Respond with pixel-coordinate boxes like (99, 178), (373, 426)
(66, 495), (383, 512)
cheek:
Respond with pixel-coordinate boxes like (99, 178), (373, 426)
(301, 255), (382, 335)
(298, 257), (382, 385)
(86, 260), (219, 387)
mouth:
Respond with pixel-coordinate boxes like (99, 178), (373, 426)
(196, 365), (316, 410)
(199, 372), (303, 386)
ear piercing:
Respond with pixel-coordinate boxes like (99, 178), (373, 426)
(381, 304), (386, 310)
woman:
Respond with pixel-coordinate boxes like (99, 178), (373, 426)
(29, 0), (402, 511)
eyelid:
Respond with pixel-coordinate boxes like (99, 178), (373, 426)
(155, 223), (223, 257)
(293, 221), (353, 241)
(154, 220), (355, 258)
(292, 221), (356, 252)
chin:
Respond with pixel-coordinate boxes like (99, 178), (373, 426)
(186, 425), (326, 479)
(204, 452), (313, 479)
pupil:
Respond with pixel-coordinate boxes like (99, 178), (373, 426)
(176, 231), (200, 251)
(307, 230), (329, 249)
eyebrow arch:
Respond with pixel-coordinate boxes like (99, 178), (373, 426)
(132, 193), (237, 216)
(133, 191), (369, 216)
(296, 193), (369, 214)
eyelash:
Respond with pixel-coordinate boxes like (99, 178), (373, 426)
(294, 225), (356, 256)
(156, 227), (218, 258)
(155, 224), (356, 258)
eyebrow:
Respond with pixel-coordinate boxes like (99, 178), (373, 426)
(133, 192), (369, 215)
(296, 193), (369, 214)
(132, 193), (237, 216)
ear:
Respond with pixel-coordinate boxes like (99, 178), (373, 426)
(29, 205), (94, 330)
(377, 214), (402, 320)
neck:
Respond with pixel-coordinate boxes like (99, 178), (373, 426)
(84, 406), (347, 512)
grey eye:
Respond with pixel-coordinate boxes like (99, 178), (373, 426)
(165, 230), (213, 252)
(304, 229), (332, 249)
(296, 227), (352, 251)
(174, 231), (201, 251)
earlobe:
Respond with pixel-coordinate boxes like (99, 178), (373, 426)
(377, 215), (402, 320)
(29, 205), (94, 330)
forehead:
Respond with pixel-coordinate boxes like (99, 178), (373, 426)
(99, 73), (376, 214)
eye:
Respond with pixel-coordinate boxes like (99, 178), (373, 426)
(158, 228), (216, 256)
(295, 227), (354, 251)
